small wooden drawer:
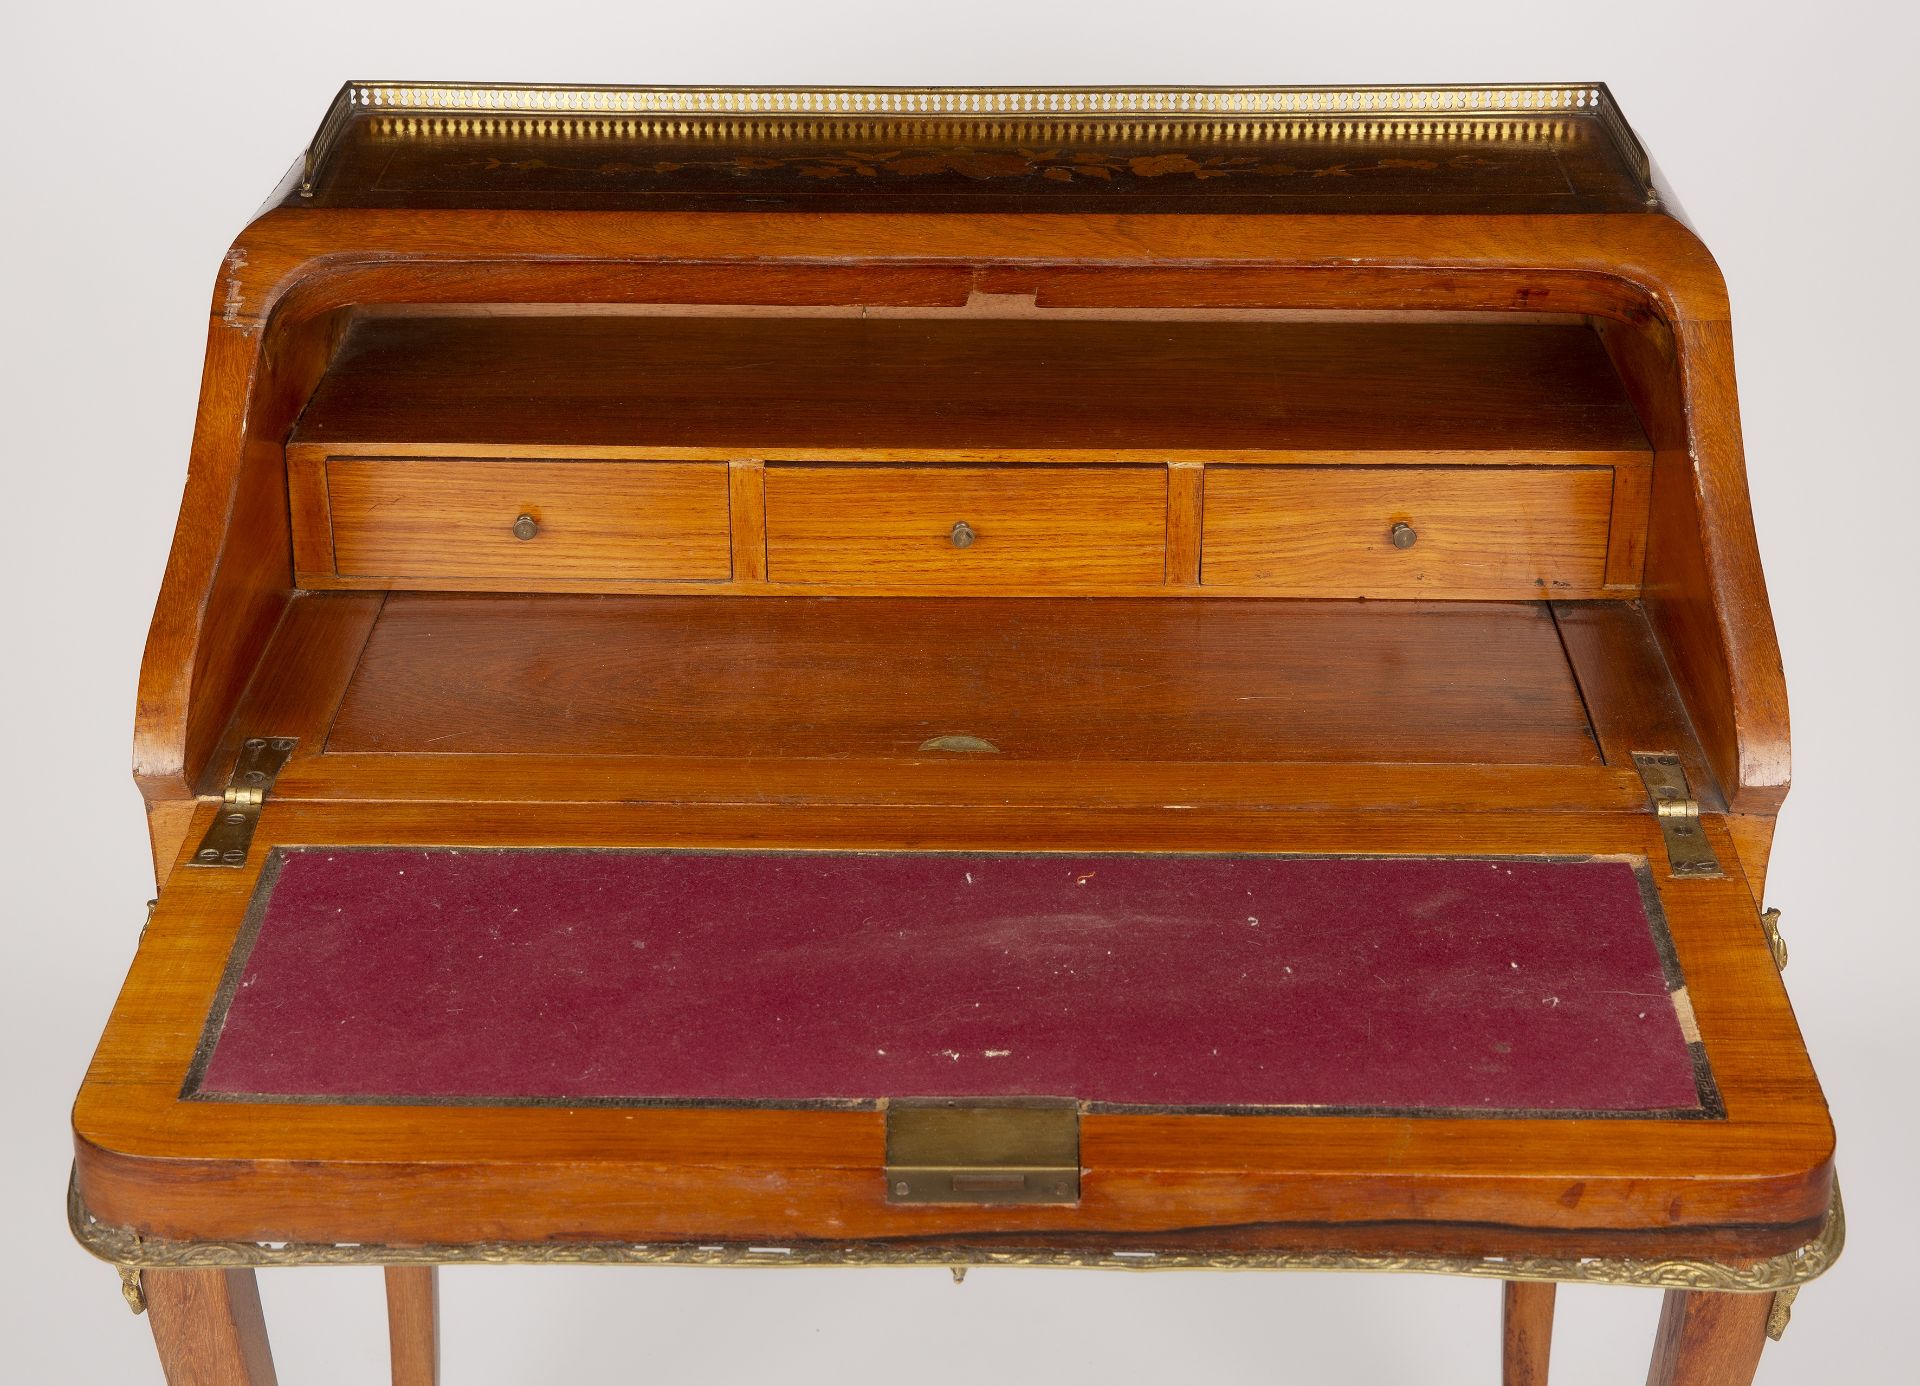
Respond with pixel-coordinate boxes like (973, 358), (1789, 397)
(763, 465), (1167, 589)
(1202, 466), (1615, 597)
(324, 459), (732, 584)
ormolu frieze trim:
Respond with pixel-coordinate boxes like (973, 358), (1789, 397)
(360, 114), (1602, 145)
(302, 80), (1648, 195)
(70, 1172), (1841, 1296)
(339, 81), (1615, 118)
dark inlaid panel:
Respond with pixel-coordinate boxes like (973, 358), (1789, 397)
(304, 105), (1648, 214)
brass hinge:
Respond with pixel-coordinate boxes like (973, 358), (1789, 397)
(187, 737), (296, 869)
(885, 1098), (1080, 1206)
(1631, 752), (1722, 879)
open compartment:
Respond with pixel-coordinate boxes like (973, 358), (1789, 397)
(232, 304), (1702, 814)
(284, 312), (1653, 599)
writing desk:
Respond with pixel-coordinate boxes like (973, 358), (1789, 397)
(71, 82), (1837, 1385)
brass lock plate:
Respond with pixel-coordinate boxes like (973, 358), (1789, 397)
(885, 1098), (1080, 1206)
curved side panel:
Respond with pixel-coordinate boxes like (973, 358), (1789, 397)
(133, 314), (280, 801)
(1668, 319), (1790, 810)
(1599, 308), (1789, 813)
(133, 281), (344, 805)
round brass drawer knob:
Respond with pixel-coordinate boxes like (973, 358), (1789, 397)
(950, 520), (976, 549)
(512, 513), (539, 541)
(1389, 521), (1418, 550)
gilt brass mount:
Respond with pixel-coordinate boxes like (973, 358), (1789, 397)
(303, 82), (1652, 199)
(1760, 907), (1789, 972)
(68, 1171), (1844, 1293)
(885, 1098), (1080, 1205)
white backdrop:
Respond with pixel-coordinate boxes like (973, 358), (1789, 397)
(5, 3), (1915, 1381)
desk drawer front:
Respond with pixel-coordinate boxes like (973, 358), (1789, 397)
(1202, 466), (1614, 597)
(326, 459), (733, 583)
(763, 465), (1167, 589)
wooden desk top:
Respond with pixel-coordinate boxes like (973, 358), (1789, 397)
(75, 799), (1831, 1261)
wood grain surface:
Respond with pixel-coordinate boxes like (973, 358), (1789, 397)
(291, 316), (1651, 460)
(143, 1269), (278, 1385)
(1645, 1289), (1772, 1386)
(192, 592), (1718, 819)
(1502, 1281), (1556, 1386)
(763, 465), (1167, 589)
(1597, 315), (1789, 814)
(325, 458), (731, 582)
(1202, 465), (1615, 598)
(384, 1267), (439, 1386)
(322, 595), (1602, 765)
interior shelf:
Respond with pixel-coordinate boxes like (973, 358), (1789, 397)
(292, 315), (1651, 461)
(332, 594), (1600, 763)
(213, 593), (1716, 814)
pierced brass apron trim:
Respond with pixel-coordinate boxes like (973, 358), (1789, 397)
(68, 1170), (1843, 1294)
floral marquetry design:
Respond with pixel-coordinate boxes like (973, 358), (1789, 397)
(473, 145), (1502, 188)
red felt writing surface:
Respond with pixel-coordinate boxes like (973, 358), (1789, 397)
(191, 849), (1710, 1116)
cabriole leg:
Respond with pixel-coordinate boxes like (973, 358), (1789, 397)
(142, 1268), (278, 1386)
(1503, 1281), (1556, 1385)
(385, 1266), (441, 1386)
(1645, 1289), (1771, 1386)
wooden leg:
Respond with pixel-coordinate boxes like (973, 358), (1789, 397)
(142, 1268), (278, 1386)
(1646, 1289), (1772, 1386)
(1503, 1281), (1557, 1385)
(385, 1266), (441, 1386)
